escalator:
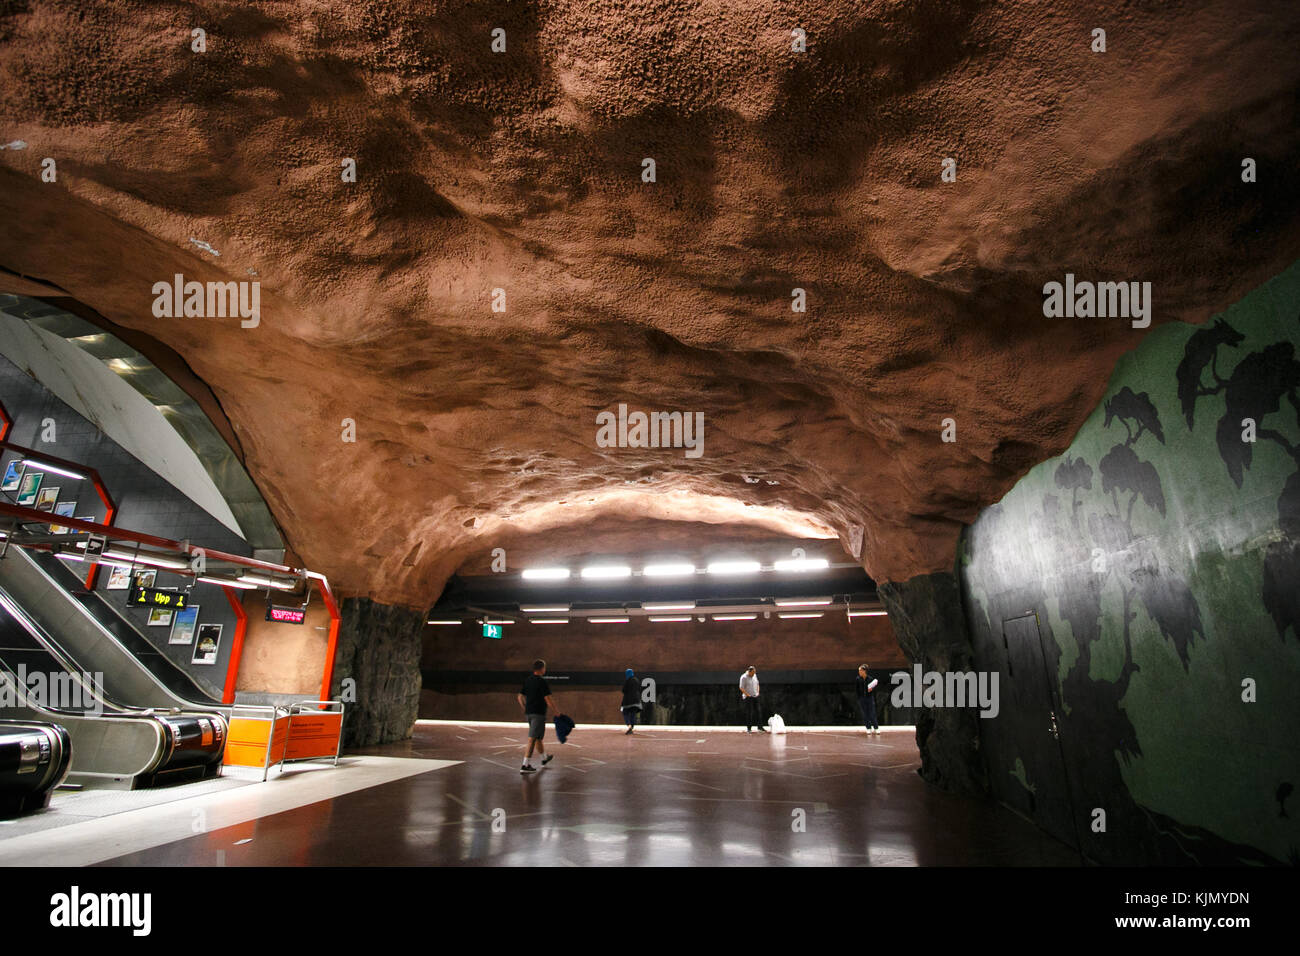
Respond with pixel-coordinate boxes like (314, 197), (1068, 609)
(0, 545), (222, 712)
(0, 587), (225, 789)
(0, 720), (71, 816)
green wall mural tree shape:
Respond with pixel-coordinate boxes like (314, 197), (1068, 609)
(961, 265), (1300, 865)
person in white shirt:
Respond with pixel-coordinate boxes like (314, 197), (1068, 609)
(739, 665), (765, 733)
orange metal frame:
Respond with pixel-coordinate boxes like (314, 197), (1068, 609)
(0, 500), (343, 708)
(0, 440), (116, 590)
(0, 399), (10, 441)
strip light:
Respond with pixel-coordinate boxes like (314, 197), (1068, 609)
(707, 560), (761, 575)
(848, 610), (889, 618)
(774, 597), (832, 607)
(22, 460), (87, 481)
(521, 567), (569, 581)
(530, 618), (569, 625)
(483, 619), (514, 625)
(643, 563), (696, 577)
(196, 575), (259, 590)
(649, 616), (692, 623)
(103, 548), (190, 571)
(773, 557), (829, 572)
(520, 605), (568, 613)
(713, 614), (757, 621)
(238, 574), (298, 591)
(589, 617), (629, 623)
(778, 612), (825, 619)
(426, 619), (462, 625)
(643, 601), (695, 611)
(580, 565), (632, 580)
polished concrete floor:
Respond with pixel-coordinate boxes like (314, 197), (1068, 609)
(86, 722), (1079, 866)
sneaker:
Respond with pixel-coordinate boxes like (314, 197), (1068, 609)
(520, 764), (537, 774)
(541, 754), (554, 766)
(625, 727), (634, 735)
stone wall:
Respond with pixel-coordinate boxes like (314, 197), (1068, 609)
(330, 598), (425, 747)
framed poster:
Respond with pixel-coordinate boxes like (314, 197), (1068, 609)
(50, 501), (77, 534)
(15, 470), (42, 506)
(133, 569), (157, 589)
(35, 486), (59, 512)
(192, 624), (222, 665)
(170, 605), (199, 645)
(1, 459), (22, 492)
(106, 564), (132, 590)
(75, 516), (95, 536)
(148, 607), (173, 627)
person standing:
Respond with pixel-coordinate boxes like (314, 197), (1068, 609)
(620, 668), (642, 735)
(856, 664), (880, 735)
(739, 665), (766, 733)
(517, 659), (556, 773)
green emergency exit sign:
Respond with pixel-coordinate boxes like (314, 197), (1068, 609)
(482, 624), (503, 639)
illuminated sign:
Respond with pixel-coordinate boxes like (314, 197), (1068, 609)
(129, 586), (187, 611)
(266, 604), (307, 624)
(482, 624), (503, 639)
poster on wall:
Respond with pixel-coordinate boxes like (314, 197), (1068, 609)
(15, 470), (42, 506)
(106, 564), (132, 590)
(192, 624), (222, 665)
(49, 501), (77, 534)
(1, 459), (22, 492)
(35, 486), (59, 512)
(170, 605), (199, 645)
(133, 569), (157, 589)
(148, 607), (173, 627)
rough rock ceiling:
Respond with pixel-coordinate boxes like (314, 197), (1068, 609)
(1, 1), (1298, 607)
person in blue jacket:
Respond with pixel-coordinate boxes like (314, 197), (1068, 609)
(620, 668), (642, 734)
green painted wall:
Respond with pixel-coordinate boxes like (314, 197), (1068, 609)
(961, 261), (1300, 864)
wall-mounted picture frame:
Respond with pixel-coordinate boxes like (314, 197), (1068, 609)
(170, 605), (199, 646)
(35, 486), (60, 512)
(1, 459), (22, 492)
(106, 564), (132, 590)
(15, 470), (42, 506)
(148, 607), (173, 627)
(75, 516), (95, 535)
(49, 501), (77, 534)
(192, 624), (221, 665)
(134, 569), (157, 589)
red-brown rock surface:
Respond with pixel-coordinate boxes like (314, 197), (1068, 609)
(2, 1), (1298, 606)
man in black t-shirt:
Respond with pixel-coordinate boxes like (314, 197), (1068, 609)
(517, 659), (556, 773)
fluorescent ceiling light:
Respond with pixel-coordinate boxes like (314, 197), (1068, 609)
(713, 614), (757, 621)
(643, 601), (695, 611)
(848, 610), (889, 618)
(643, 563), (696, 577)
(778, 612), (824, 619)
(530, 618), (569, 625)
(774, 597), (832, 607)
(521, 567), (570, 580)
(520, 605), (568, 613)
(707, 560), (761, 575)
(589, 617), (629, 623)
(103, 549), (190, 571)
(580, 565), (631, 580)
(773, 557), (829, 572)
(199, 575), (259, 590)
(649, 616), (692, 623)
(483, 619), (514, 625)
(425, 619), (462, 625)
(22, 460), (86, 481)
(238, 574), (298, 591)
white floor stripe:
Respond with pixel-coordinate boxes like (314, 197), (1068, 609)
(0, 756), (458, 867)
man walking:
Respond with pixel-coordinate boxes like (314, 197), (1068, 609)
(739, 664), (766, 733)
(518, 659), (557, 773)
(856, 664), (880, 735)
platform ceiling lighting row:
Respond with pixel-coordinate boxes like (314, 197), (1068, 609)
(520, 556), (830, 580)
(425, 605), (887, 625)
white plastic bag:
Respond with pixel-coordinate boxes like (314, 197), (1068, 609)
(768, 713), (786, 735)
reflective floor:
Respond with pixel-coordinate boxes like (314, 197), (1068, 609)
(90, 722), (1080, 866)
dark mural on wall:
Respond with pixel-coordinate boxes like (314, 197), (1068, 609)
(961, 262), (1300, 865)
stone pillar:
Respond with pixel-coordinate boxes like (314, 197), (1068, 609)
(329, 597), (425, 747)
(878, 570), (988, 796)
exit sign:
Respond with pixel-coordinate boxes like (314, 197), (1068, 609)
(482, 624), (503, 639)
